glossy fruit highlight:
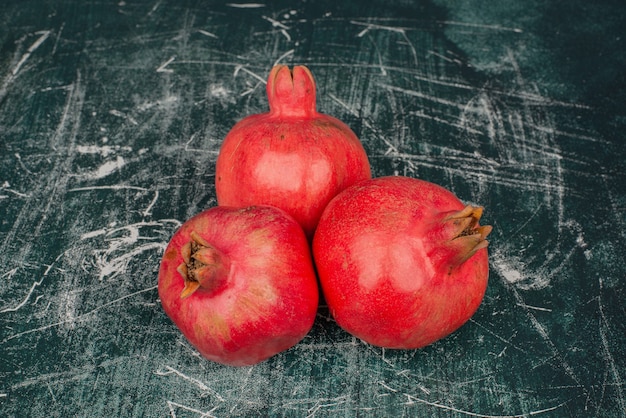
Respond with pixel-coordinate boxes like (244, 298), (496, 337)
(215, 64), (371, 239)
(158, 205), (319, 366)
(312, 176), (491, 349)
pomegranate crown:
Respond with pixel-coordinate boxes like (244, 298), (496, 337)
(432, 205), (492, 272)
(177, 231), (230, 299)
(266, 65), (317, 117)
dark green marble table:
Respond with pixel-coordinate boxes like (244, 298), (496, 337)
(1, 0), (625, 416)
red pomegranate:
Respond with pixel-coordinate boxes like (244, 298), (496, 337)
(158, 205), (319, 366)
(215, 65), (371, 239)
(312, 176), (492, 349)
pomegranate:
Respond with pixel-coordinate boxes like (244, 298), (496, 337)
(312, 176), (492, 349)
(215, 64), (371, 239)
(158, 205), (319, 366)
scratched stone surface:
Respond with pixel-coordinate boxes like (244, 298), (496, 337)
(1, 0), (625, 416)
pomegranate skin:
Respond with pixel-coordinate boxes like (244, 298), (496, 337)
(312, 176), (491, 349)
(158, 205), (319, 366)
(215, 65), (371, 239)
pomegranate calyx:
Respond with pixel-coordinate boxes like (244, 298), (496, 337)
(446, 205), (492, 265)
(267, 65), (317, 118)
(428, 205), (492, 272)
(177, 231), (231, 299)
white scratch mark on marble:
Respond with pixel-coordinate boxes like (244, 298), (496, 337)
(51, 22), (64, 55)
(516, 303), (552, 312)
(46, 382), (57, 403)
(167, 401), (219, 418)
(352, 20), (407, 36)
(156, 366), (225, 401)
(0, 251), (66, 314)
(233, 65), (266, 84)
(407, 109), (483, 134)
(136, 95), (179, 112)
(0, 278), (45, 313)
(469, 319), (528, 354)
(280, 29), (291, 41)
(305, 395), (350, 417)
(378, 82), (467, 109)
(198, 29), (218, 38)
(327, 93), (359, 118)
(1, 181), (30, 198)
(491, 251), (551, 291)
(378, 381), (398, 392)
(209, 84), (231, 100)
(499, 274), (587, 399)
(14, 153), (33, 174)
(274, 49), (295, 66)
(68, 185), (148, 192)
(184, 133), (220, 154)
(142, 190), (159, 218)
(80, 156), (126, 180)
(598, 278), (626, 414)
(76, 145), (132, 157)
(226, 3), (266, 8)
(2, 285), (157, 343)
(438, 20), (523, 33)
(1, 267), (19, 280)
(146, 0), (163, 16)
(12, 30), (51, 76)
(80, 221), (175, 281)
(157, 56), (176, 73)
(262, 15), (290, 30)
(351, 21), (418, 66)
(109, 109), (138, 125)
(404, 393), (566, 417)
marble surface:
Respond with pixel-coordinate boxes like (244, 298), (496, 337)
(1, 0), (625, 416)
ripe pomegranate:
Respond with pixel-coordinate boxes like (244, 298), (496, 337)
(158, 205), (319, 366)
(215, 65), (371, 239)
(312, 176), (492, 349)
